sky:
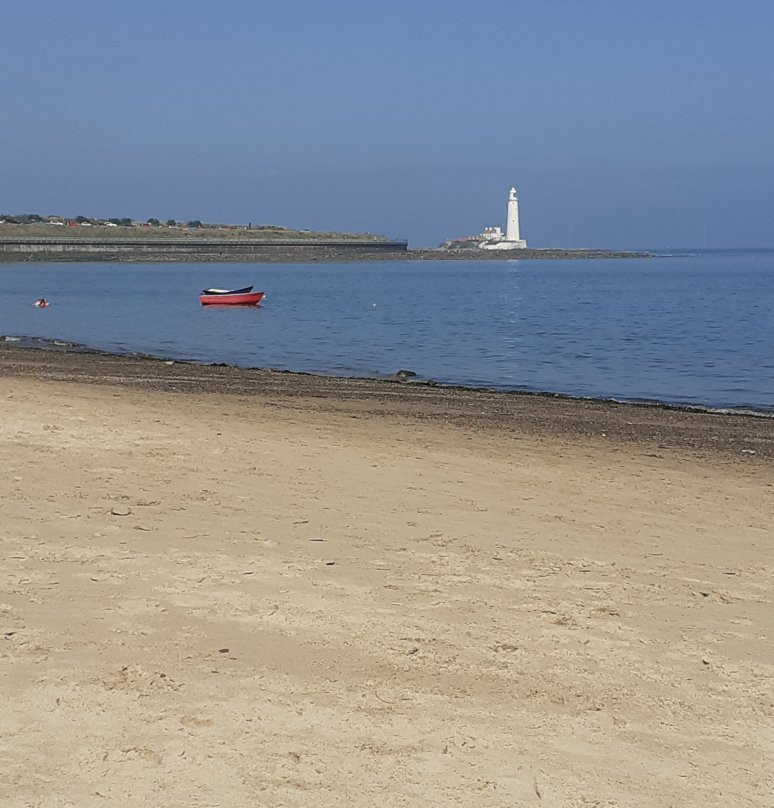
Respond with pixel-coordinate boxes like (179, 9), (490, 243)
(1, 0), (773, 248)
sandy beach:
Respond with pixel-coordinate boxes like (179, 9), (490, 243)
(1, 346), (772, 807)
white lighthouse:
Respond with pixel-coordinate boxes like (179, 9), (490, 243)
(479, 186), (527, 250)
(505, 187), (523, 243)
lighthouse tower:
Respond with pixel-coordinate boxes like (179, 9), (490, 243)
(505, 187), (522, 243)
(479, 186), (527, 250)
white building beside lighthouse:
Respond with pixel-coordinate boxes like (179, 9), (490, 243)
(479, 187), (527, 250)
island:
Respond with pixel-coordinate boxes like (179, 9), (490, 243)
(0, 215), (649, 262)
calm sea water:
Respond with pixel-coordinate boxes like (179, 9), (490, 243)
(1, 251), (772, 412)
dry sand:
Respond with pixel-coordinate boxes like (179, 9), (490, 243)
(1, 348), (772, 807)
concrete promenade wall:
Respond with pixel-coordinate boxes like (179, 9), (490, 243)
(0, 238), (409, 262)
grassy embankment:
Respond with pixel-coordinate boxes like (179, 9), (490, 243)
(0, 222), (388, 241)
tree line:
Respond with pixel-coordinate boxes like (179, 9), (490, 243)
(1, 213), (205, 228)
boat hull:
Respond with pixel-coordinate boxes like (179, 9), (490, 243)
(200, 291), (265, 306)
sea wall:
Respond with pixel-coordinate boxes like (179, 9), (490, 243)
(0, 237), (409, 263)
(0, 237), (649, 263)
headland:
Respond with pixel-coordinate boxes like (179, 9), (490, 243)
(0, 220), (647, 262)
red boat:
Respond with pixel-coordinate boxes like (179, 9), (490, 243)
(199, 286), (265, 306)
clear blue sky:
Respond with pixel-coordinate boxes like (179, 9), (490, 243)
(2, 0), (773, 247)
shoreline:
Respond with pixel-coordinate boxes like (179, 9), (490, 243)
(2, 342), (772, 460)
(3, 335), (774, 419)
(0, 237), (649, 263)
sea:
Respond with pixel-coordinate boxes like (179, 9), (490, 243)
(1, 250), (772, 413)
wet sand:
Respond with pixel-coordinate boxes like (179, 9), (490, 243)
(1, 346), (772, 807)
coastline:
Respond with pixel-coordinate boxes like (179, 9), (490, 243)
(1, 343), (772, 806)
(0, 237), (649, 263)
(1, 343), (772, 459)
